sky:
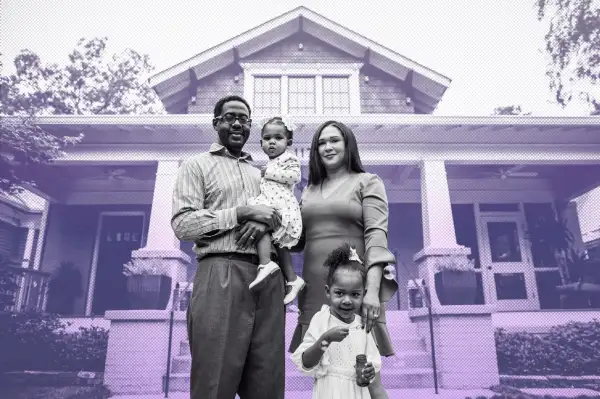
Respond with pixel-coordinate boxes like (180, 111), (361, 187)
(0, 0), (590, 116)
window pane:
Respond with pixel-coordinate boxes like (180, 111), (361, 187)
(254, 77), (281, 115)
(323, 76), (351, 114)
(487, 222), (522, 262)
(288, 77), (316, 114)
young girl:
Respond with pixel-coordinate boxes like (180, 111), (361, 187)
(291, 244), (389, 399)
(247, 116), (306, 305)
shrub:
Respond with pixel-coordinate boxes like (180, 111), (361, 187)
(496, 320), (600, 376)
(0, 311), (108, 372)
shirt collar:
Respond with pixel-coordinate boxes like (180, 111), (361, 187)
(209, 142), (254, 162)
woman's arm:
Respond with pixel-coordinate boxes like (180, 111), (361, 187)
(360, 173), (399, 331)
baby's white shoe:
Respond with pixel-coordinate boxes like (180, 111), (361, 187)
(284, 276), (306, 305)
(249, 261), (281, 291)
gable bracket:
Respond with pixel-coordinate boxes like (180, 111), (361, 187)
(299, 15), (304, 32)
(363, 48), (372, 65)
(232, 47), (240, 64)
(188, 69), (199, 104)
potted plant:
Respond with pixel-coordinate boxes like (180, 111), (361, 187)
(433, 255), (477, 305)
(122, 259), (172, 310)
(525, 207), (600, 308)
(46, 261), (83, 315)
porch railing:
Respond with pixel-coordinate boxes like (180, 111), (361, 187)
(5, 266), (50, 313)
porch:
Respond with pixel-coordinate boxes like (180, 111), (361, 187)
(10, 114), (600, 393)
(30, 160), (600, 317)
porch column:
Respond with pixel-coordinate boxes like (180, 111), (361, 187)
(414, 160), (471, 300)
(130, 160), (191, 309)
(21, 228), (37, 268)
(15, 227), (39, 310)
(410, 160), (499, 389)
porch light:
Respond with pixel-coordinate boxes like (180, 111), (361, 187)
(364, 75), (369, 83)
(406, 97), (412, 105)
(233, 75), (239, 83)
(298, 43), (304, 50)
(190, 95), (197, 105)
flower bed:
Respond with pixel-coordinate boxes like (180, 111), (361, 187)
(0, 311), (108, 373)
(495, 320), (600, 377)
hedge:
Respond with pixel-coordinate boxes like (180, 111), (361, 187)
(0, 312), (108, 373)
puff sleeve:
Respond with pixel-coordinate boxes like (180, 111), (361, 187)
(263, 152), (301, 185)
(290, 308), (329, 378)
(361, 173), (398, 303)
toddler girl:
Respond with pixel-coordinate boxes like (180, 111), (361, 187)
(290, 243), (389, 399)
(248, 116), (306, 305)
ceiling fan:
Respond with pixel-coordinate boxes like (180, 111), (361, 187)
(82, 168), (140, 182)
(481, 165), (538, 179)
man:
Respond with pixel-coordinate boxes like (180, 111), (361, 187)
(172, 95), (285, 399)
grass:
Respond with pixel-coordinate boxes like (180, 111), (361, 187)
(2, 385), (111, 399)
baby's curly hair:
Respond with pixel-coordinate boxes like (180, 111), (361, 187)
(323, 243), (367, 287)
(261, 117), (294, 140)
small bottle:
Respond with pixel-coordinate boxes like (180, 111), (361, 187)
(355, 354), (370, 387)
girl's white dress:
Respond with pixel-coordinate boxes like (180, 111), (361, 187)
(291, 305), (382, 399)
(248, 150), (302, 248)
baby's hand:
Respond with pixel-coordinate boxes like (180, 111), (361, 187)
(361, 362), (375, 382)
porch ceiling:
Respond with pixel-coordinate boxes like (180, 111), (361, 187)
(29, 114), (600, 148)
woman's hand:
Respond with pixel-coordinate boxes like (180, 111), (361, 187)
(361, 291), (380, 333)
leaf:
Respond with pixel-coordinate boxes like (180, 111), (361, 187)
(537, 0), (600, 113)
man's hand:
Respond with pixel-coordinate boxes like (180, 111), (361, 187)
(237, 205), (281, 231)
(235, 221), (268, 250)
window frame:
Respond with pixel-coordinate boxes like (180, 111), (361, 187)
(241, 62), (362, 115)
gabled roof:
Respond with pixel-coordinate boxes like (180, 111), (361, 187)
(148, 6), (451, 114)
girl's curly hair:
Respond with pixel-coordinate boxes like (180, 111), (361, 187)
(261, 116), (294, 140)
(323, 243), (367, 287)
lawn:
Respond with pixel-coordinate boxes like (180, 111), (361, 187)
(2, 385), (111, 399)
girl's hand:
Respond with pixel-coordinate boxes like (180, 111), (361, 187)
(361, 292), (380, 333)
(322, 326), (350, 343)
(361, 362), (376, 382)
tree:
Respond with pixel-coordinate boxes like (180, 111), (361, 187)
(0, 37), (163, 193)
(1, 37), (165, 115)
(536, 0), (600, 115)
(0, 115), (83, 194)
(492, 105), (532, 115)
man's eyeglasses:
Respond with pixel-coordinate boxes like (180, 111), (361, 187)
(217, 113), (252, 125)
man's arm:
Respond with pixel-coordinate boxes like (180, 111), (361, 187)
(171, 158), (240, 242)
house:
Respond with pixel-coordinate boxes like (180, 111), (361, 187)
(5, 5), (600, 395)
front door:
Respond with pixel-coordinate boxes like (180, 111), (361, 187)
(478, 213), (539, 311)
(91, 214), (145, 316)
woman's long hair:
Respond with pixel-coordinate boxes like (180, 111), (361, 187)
(307, 120), (366, 186)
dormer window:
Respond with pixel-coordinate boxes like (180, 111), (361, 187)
(242, 63), (362, 115)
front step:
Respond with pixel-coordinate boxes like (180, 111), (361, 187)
(170, 311), (436, 392)
(167, 368), (439, 392)
(171, 349), (433, 374)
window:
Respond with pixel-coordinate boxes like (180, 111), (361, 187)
(288, 77), (316, 114)
(242, 63), (361, 115)
(323, 77), (351, 114)
(253, 77), (281, 115)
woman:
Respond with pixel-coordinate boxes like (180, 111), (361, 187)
(289, 120), (398, 356)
